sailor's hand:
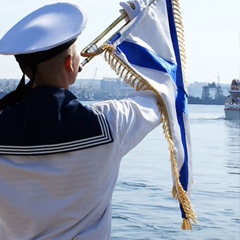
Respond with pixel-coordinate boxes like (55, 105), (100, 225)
(119, 0), (146, 21)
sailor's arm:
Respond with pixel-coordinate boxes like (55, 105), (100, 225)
(94, 90), (161, 156)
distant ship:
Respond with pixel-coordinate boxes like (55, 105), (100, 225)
(188, 82), (227, 105)
(224, 79), (240, 120)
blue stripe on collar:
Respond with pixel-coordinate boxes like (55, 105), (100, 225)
(0, 87), (113, 155)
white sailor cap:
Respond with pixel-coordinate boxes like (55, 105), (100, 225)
(0, 2), (88, 111)
(0, 2), (88, 55)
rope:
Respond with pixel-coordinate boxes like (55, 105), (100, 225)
(101, 44), (196, 229)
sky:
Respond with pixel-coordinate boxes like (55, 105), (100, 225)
(0, 0), (239, 84)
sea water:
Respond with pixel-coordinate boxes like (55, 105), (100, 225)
(111, 105), (240, 240)
(84, 102), (240, 240)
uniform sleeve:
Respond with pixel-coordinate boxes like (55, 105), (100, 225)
(93, 90), (162, 156)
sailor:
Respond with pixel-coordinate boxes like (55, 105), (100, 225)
(0, 1), (161, 239)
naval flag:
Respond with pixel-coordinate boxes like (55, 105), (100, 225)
(102, 0), (196, 230)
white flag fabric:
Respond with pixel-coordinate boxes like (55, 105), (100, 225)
(102, 0), (196, 229)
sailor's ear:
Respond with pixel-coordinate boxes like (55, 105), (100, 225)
(65, 55), (74, 72)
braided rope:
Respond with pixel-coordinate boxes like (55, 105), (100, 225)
(172, 0), (188, 87)
(101, 43), (196, 229)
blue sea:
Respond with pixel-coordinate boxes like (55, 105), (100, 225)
(85, 102), (240, 240)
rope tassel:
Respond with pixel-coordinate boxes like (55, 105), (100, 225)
(103, 46), (197, 229)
